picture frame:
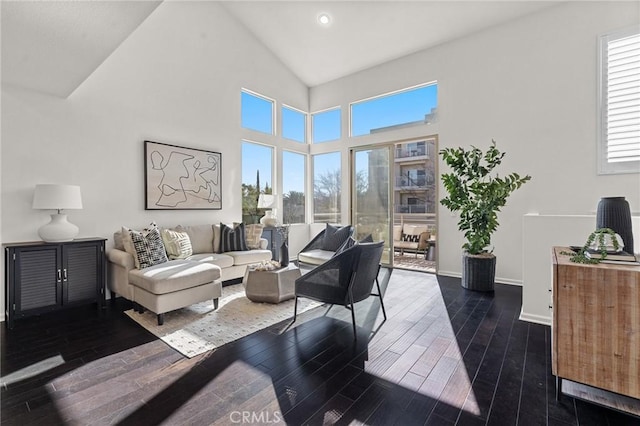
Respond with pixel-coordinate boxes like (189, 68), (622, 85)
(144, 140), (222, 210)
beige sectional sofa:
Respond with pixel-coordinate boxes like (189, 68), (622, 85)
(108, 223), (272, 325)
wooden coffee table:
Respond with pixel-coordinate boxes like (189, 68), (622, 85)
(242, 264), (301, 303)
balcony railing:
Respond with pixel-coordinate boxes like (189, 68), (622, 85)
(395, 176), (427, 187)
(395, 147), (427, 159)
(397, 204), (427, 214)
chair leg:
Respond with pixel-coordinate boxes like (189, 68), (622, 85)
(290, 296), (298, 326)
(157, 313), (164, 326)
(348, 291), (357, 340)
(213, 298), (219, 310)
(375, 277), (387, 321)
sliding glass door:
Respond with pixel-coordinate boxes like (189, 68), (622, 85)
(350, 145), (393, 266)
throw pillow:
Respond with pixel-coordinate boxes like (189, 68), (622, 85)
(333, 237), (357, 257)
(321, 224), (352, 251)
(245, 223), (264, 249)
(359, 234), (374, 243)
(219, 222), (249, 252)
(125, 223), (168, 269)
(161, 228), (193, 260)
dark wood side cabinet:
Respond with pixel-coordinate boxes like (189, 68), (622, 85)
(261, 226), (283, 262)
(4, 238), (106, 329)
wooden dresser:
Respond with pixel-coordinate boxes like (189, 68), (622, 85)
(552, 247), (640, 399)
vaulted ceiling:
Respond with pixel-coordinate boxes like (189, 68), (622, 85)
(1, 1), (561, 98)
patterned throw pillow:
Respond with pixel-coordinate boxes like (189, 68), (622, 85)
(244, 223), (264, 249)
(161, 228), (193, 260)
(321, 224), (352, 251)
(125, 223), (168, 269)
(219, 223), (249, 252)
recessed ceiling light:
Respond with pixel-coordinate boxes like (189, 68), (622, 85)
(318, 13), (331, 26)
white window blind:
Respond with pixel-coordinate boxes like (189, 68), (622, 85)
(599, 28), (640, 174)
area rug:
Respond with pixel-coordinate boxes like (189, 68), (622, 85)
(124, 284), (321, 358)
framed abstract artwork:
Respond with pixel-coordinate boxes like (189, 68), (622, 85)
(144, 140), (222, 210)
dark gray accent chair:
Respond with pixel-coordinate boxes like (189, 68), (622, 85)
(291, 240), (386, 339)
(296, 224), (354, 267)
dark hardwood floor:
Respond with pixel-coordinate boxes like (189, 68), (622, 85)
(2, 269), (639, 425)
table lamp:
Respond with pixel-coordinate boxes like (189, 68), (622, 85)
(257, 193), (277, 227)
(32, 184), (83, 242)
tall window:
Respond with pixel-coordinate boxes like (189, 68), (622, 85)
(241, 89), (274, 135)
(350, 83), (438, 137)
(241, 141), (273, 224)
(312, 107), (341, 143)
(282, 151), (306, 224)
(598, 28), (640, 174)
(282, 105), (306, 143)
(313, 152), (341, 223)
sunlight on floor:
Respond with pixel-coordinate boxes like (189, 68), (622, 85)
(0, 354), (65, 387)
(364, 279), (481, 417)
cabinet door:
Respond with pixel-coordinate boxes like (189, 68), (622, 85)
(14, 246), (62, 313)
(63, 242), (101, 304)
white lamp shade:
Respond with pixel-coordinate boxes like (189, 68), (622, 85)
(257, 193), (275, 209)
(33, 184), (83, 210)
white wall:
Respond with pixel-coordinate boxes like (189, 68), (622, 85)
(0, 2), (308, 321)
(521, 214), (640, 326)
(309, 1), (640, 285)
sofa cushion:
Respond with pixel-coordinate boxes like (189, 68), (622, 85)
(298, 249), (335, 266)
(220, 223), (249, 252)
(124, 223), (168, 269)
(175, 224), (214, 254)
(186, 252), (235, 269)
(113, 230), (126, 251)
(225, 249), (272, 266)
(129, 260), (221, 295)
(245, 223), (264, 249)
(161, 228), (193, 260)
(322, 224), (352, 251)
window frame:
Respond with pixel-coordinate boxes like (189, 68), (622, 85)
(241, 140), (275, 224)
(312, 151), (342, 223)
(281, 104), (307, 143)
(311, 106), (342, 144)
(282, 150), (307, 224)
(241, 88), (276, 136)
(349, 81), (438, 137)
(597, 27), (640, 175)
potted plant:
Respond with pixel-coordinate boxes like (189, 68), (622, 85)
(440, 140), (531, 291)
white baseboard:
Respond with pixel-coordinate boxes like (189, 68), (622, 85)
(519, 308), (552, 326)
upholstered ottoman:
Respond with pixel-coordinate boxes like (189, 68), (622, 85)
(129, 260), (222, 325)
(243, 264), (301, 303)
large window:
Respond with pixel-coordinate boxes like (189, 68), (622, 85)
(282, 105), (306, 143)
(598, 28), (640, 174)
(241, 141), (273, 224)
(241, 89), (274, 135)
(350, 83), (438, 137)
(312, 107), (341, 143)
(313, 152), (341, 223)
(282, 151), (306, 224)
